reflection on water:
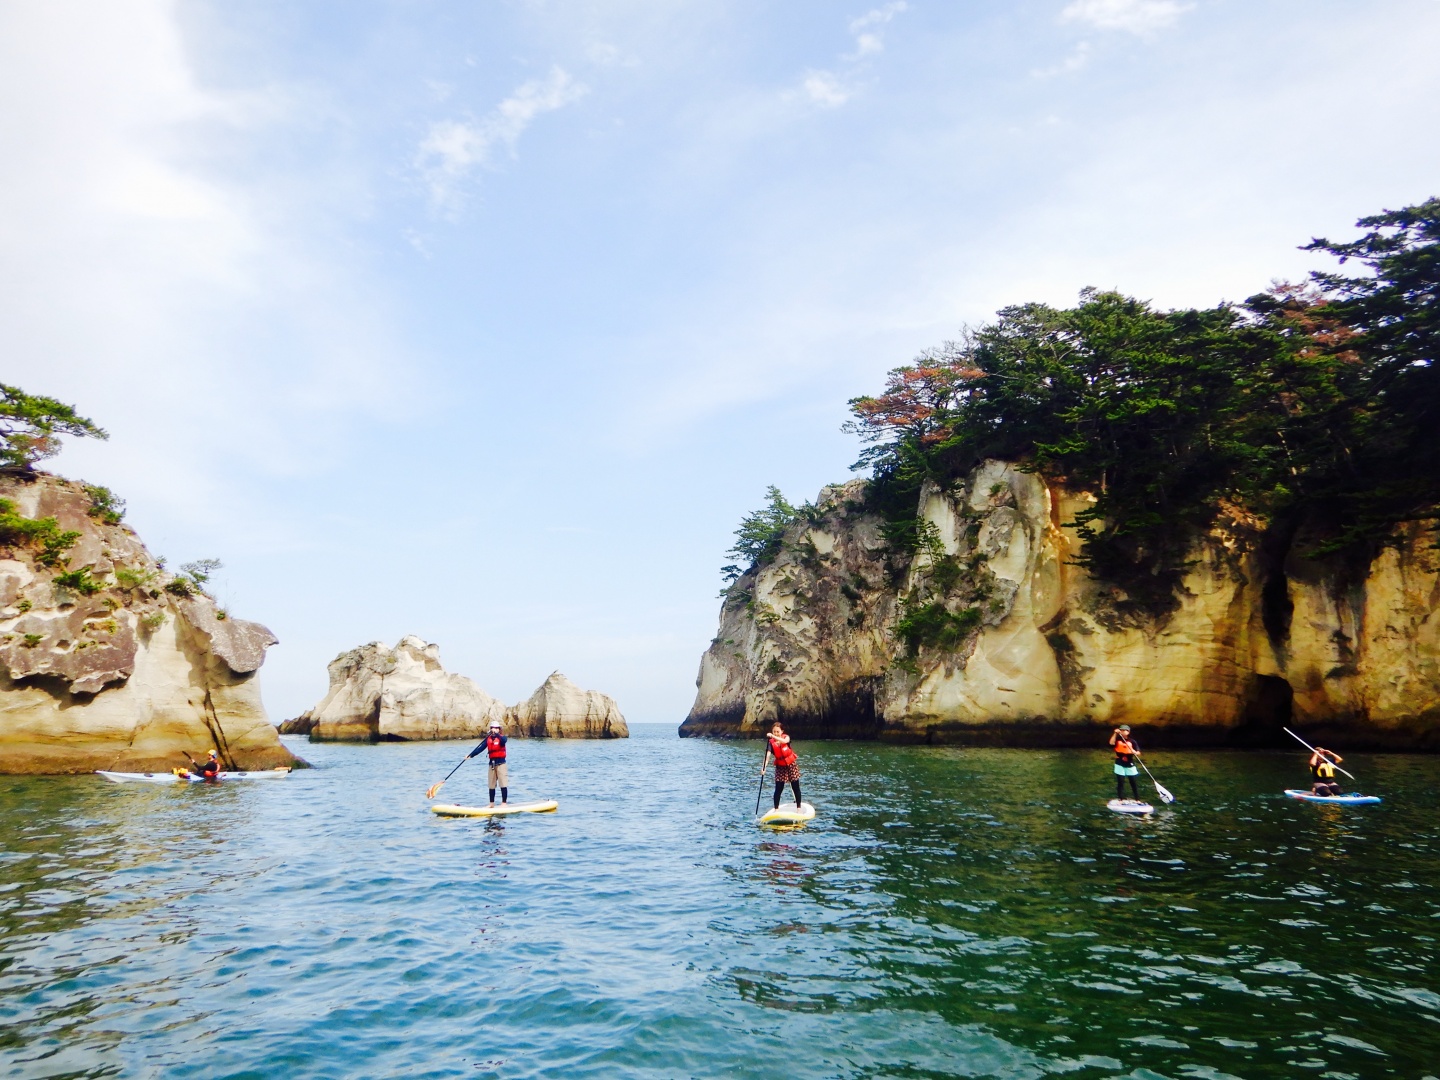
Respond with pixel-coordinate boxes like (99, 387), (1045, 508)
(1, 732), (1438, 1079)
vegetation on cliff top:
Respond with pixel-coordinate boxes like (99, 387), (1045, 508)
(841, 198), (1440, 614)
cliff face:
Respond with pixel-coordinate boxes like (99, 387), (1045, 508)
(282, 637), (629, 741)
(0, 472), (299, 773)
(681, 462), (1440, 748)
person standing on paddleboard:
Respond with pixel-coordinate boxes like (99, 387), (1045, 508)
(466, 721), (509, 808)
(1309, 747), (1344, 797)
(767, 722), (802, 811)
(1109, 726), (1142, 803)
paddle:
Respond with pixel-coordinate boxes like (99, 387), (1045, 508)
(754, 745), (771, 817)
(1284, 727), (1358, 781)
(1136, 757), (1174, 803)
(426, 746), (478, 800)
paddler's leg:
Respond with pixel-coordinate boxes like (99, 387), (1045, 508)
(1127, 774), (1140, 800)
(773, 781), (784, 810)
(494, 762), (509, 805)
(790, 780), (802, 808)
(1116, 774), (1125, 801)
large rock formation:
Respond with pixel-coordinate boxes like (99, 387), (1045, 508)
(0, 471), (299, 773)
(282, 638), (628, 741)
(680, 461), (1440, 748)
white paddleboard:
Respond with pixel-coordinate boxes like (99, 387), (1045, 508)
(1107, 798), (1154, 815)
(757, 802), (815, 826)
(97, 769), (292, 784)
(431, 801), (558, 817)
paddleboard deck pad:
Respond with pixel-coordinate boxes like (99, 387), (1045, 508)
(1285, 789), (1382, 805)
(756, 802), (815, 826)
(97, 769), (292, 784)
(1107, 799), (1154, 815)
(431, 801), (558, 817)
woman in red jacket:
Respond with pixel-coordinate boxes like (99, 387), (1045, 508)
(766, 722), (802, 810)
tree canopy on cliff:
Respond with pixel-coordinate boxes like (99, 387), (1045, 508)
(0, 384), (108, 470)
(845, 197), (1440, 610)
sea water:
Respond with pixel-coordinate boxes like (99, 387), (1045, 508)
(1, 726), (1437, 1079)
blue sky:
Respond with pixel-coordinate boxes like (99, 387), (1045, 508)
(4, 0), (1438, 724)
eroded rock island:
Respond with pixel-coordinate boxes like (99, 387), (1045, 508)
(0, 472), (300, 773)
(681, 463), (1440, 748)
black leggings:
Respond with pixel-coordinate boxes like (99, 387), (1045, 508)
(489, 787), (508, 803)
(774, 780), (802, 809)
(1116, 774), (1139, 800)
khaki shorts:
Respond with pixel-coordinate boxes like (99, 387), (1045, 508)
(488, 761), (508, 788)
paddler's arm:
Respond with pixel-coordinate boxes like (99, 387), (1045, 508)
(466, 742), (486, 759)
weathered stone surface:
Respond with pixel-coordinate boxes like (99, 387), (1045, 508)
(0, 471), (299, 773)
(506, 671), (629, 739)
(292, 637), (628, 741)
(680, 463), (1440, 748)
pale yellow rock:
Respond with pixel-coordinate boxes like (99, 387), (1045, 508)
(681, 462), (1440, 747)
(506, 671), (629, 739)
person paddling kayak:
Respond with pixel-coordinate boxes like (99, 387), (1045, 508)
(766, 722), (802, 811)
(466, 721), (509, 808)
(184, 749), (221, 780)
(1109, 725), (1142, 803)
(1309, 747), (1344, 797)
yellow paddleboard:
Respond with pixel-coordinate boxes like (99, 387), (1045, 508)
(757, 802), (815, 826)
(431, 801), (558, 817)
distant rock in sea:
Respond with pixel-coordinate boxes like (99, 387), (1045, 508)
(0, 471), (300, 774)
(281, 637), (628, 741)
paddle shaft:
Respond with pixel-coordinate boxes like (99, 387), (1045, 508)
(754, 748), (770, 816)
(1136, 757), (1173, 802)
(426, 749), (475, 799)
(1284, 727), (1358, 780)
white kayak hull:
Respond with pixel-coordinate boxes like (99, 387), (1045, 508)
(1107, 799), (1154, 815)
(1285, 789), (1381, 805)
(96, 769), (292, 784)
(431, 801), (558, 817)
(757, 802), (816, 826)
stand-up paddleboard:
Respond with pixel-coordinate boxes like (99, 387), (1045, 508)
(1285, 789), (1381, 805)
(1107, 799), (1154, 815)
(97, 769), (292, 784)
(757, 802), (815, 826)
(430, 801), (558, 817)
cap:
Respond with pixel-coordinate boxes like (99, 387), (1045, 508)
(1118, 725), (1131, 732)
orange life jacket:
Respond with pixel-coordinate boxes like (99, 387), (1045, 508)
(768, 736), (796, 767)
(1113, 737), (1136, 761)
(486, 734), (506, 762)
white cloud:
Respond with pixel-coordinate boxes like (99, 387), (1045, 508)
(1033, 41), (1092, 78)
(416, 66), (588, 213)
(796, 2), (909, 109)
(846, 2), (908, 59)
(802, 71), (851, 108)
(1060, 0), (1193, 35)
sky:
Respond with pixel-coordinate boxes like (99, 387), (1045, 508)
(3, 0), (1438, 725)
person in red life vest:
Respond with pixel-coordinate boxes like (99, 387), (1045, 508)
(766, 721), (802, 811)
(467, 720), (508, 808)
(1109, 725), (1141, 803)
(1309, 747), (1343, 796)
(184, 749), (221, 780)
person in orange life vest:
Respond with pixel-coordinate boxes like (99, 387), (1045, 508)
(467, 721), (509, 807)
(766, 721), (802, 810)
(1109, 725), (1141, 802)
(185, 749), (221, 780)
(1309, 747), (1343, 797)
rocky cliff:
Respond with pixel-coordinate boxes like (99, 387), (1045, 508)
(680, 461), (1440, 748)
(282, 637), (628, 740)
(0, 472), (299, 773)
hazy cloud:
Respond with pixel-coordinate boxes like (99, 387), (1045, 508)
(1060, 0), (1193, 35)
(800, 2), (908, 109)
(417, 66), (588, 212)
(1032, 41), (1092, 78)
(847, 1), (908, 59)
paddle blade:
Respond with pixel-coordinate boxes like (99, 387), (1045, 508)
(425, 781), (444, 800)
(1155, 783), (1175, 803)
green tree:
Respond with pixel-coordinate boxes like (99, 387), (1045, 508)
(0, 385), (108, 469)
(722, 486), (802, 581)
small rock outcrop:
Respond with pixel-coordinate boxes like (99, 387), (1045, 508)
(0, 471), (300, 774)
(282, 638), (628, 741)
(506, 671), (628, 738)
(680, 462), (1440, 748)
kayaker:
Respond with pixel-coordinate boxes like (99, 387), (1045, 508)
(467, 721), (508, 808)
(186, 749), (221, 780)
(1309, 747), (1343, 797)
(766, 721), (802, 811)
(1109, 725), (1141, 803)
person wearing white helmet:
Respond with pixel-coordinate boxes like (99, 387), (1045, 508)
(466, 721), (509, 807)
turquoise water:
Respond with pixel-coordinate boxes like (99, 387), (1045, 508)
(2, 726), (1438, 1079)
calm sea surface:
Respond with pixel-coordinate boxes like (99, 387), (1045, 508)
(1, 726), (1438, 1079)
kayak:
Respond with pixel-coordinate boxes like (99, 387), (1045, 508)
(430, 801), (558, 817)
(757, 802), (815, 826)
(1107, 799), (1154, 815)
(96, 769), (292, 784)
(1285, 789), (1382, 805)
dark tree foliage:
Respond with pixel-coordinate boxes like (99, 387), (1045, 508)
(845, 199), (1439, 614)
(723, 486), (803, 581)
(0, 384), (108, 469)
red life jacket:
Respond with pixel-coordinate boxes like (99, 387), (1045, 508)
(486, 734), (506, 762)
(768, 736), (796, 767)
